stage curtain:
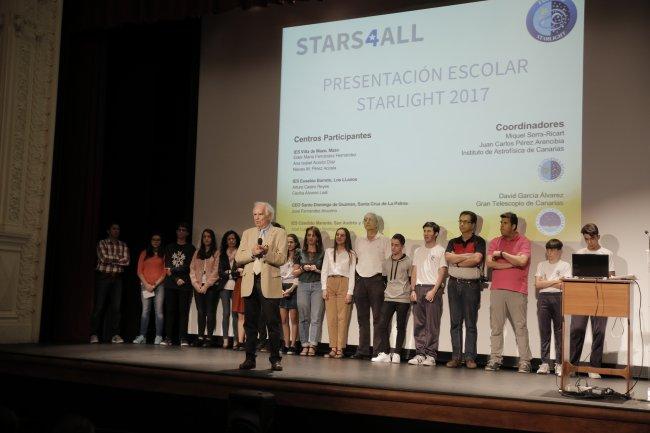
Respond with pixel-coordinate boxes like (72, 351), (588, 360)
(42, 14), (200, 342)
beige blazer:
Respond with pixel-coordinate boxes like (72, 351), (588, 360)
(235, 225), (287, 298)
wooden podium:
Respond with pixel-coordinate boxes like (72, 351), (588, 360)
(561, 278), (633, 393)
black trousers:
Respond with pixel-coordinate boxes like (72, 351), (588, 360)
(376, 301), (410, 354)
(258, 308), (269, 342)
(448, 278), (481, 361)
(537, 292), (563, 364)
(164, 286), (192, 341)
(194, 286), (218, 337)
(90, 273), (122, 336)
(244, 275), (282, 363)
(570, 315), (607, 367)
(353, 273), (385, 356)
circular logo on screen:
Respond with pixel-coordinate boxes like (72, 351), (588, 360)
(538, 158), (564, 182)
(536, 208), (565, 235)
(526, 0), (578, 42)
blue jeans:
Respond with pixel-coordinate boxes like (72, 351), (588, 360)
(140, 284), (165, 337)
(297, 281), (324, 346)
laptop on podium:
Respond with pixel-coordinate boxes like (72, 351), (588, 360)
(571, 254), (609, 278)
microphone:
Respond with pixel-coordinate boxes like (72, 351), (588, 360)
(645, 230), (649, 251)
(255, 237), (263, 258)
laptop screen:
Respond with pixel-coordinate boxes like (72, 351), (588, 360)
(572, 254), (609, 278)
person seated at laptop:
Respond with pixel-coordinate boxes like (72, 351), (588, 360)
(569, 223), (615, 378)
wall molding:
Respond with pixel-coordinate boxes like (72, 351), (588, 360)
(0, 0), (62, 343)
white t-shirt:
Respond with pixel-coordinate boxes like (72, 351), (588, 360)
(413, 244), (447, 285)
(535, 260), (571, 293)
(576, 246), (615, 273)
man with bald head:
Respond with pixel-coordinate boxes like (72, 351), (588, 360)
(353, 212), (391, 359)
(235, 202), (287, 371)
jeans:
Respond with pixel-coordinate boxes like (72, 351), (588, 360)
(297, 281), (324, 346)
(139, 284), (165, 337)
(90, 273), (122, 336)
(447, 277), (481, 361)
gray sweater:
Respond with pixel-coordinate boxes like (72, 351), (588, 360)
(382, 254), (412, 303)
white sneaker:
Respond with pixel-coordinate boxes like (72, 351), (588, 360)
(89, 335), (99, 344)
(371, 352), (391, 363)
(422, 355), (436, 366)
(536, 363), (550, 374)
(390, 353), (401, 364)
(133, 335), (146, 344)
(111, 335), (124, 344)
(408, 354), (426, 365)
(555, 364), (562, 377)
(588, 372), (601, 379)
(154, 336), (163, 345)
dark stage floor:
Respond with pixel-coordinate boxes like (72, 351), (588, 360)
(1, 344), (649, 432)
(1, 343), (648, 409)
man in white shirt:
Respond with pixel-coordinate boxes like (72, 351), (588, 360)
(408, 222), (448, 366)
(352, 212), (391, 359)
(570, 223), (615, 377)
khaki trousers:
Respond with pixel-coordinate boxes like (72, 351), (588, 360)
(489, 288), (532, 363)
(325, 276), (353, 349)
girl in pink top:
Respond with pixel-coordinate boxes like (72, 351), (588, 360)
(190, 229), (220, 347)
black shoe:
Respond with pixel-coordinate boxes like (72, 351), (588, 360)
(202, 337), (213, 348)
(350, 353), (370, 360)
(271, 361), (283, 371)
(256, 339), (268, 351)
(239, 358), (256, 370)
(281, 346), (288, 355)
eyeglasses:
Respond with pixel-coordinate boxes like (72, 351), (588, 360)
(458, 220), (473, 224)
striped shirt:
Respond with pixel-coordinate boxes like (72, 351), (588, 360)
(96, 238), (130, 273)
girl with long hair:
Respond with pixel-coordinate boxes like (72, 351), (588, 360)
(321, 228), (356, 358)
(217, 230), (244, 349)
(294, 226), (325, 356)
(190, 229), (219, 346)
(280, 234), (300, 354)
